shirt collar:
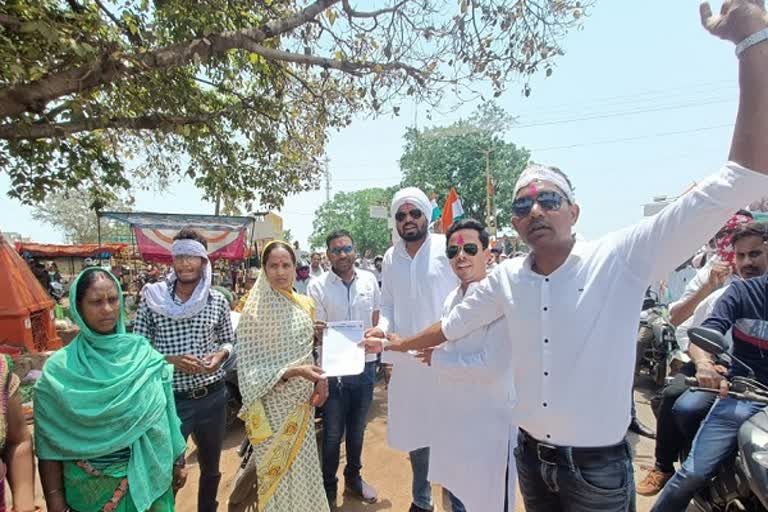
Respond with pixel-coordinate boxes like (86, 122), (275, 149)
(328, 268), (359, 284)
(521, 238), (584, 278)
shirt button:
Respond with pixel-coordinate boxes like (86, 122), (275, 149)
(546, 434), (552, 439)
(543, 307), (548, 311)
(545, 278), (550, 282)
(544, 339), (549, 344)
(543, 402), (548, 407)
(544, 371), (549, 376)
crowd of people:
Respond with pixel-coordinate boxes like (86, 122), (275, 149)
(0, 3), (766, 512)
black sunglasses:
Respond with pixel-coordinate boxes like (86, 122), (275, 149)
(511, 191), (565, 217)
(329, 245), (354, 256)
(446, 243), (480, 260)
(395, 208), (424, 222)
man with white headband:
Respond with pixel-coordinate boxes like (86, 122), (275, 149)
(364, 187), (460, 512)
(362, 3), (768, 511)
(134, 227), (236, 512)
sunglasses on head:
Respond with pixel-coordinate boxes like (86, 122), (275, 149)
(395, 208), (423, 223)
(511, 191), (565, 217)
(329, 245), (354, 256)
(446, 243), (480, 260)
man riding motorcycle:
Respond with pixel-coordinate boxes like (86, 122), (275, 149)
(652, 222), (768, 510)
(638, 220), (764, 495)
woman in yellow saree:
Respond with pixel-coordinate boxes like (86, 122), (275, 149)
(231, 241), (330, 512)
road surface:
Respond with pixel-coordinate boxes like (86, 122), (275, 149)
(176, 379), (661, 511)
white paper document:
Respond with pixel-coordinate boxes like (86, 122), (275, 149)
(321, 321), (365, 377)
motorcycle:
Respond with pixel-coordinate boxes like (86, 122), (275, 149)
(222, 354), (243, 427)
(682, 327), (768, 512)
(48, 281), (65, 302)
(637, 290), (680, 387)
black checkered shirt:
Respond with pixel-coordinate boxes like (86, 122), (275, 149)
(133, 288), (236, 392)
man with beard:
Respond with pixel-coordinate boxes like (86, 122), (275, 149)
(309, 230), (382, 509)
(363, 3), (768, 510)
(133, 228), (236, 512)
(638, 221), (765, 497)
(364, 188), (459, 512)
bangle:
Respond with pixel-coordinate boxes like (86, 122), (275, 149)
(736, 28), (768, 58)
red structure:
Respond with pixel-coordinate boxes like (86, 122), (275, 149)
(0, 235), (62, 353)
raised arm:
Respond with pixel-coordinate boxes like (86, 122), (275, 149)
(706, 0), (768, 172)
(612, 2), (768, 282)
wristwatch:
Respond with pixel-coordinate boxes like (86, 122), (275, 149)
(736, 28), (768, 58)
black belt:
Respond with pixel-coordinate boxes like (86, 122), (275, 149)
(518, 429), (628, 467)
(174, 380), (224, 401)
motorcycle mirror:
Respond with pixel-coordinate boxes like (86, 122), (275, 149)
(688, 327), (729, 355)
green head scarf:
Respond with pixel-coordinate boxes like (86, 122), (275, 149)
(34, 268), (186, 511)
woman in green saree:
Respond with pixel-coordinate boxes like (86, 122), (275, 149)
(35, 268), (188, 512)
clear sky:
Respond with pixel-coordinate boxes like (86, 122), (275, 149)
(0, 1), (743, 249)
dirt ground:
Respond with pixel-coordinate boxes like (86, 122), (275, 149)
(175, 379), (661, 512)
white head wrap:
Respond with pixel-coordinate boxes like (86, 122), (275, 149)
(390, 187), (432, 242)
(514, 164), (575, 202)
(142, 239), (213, 320)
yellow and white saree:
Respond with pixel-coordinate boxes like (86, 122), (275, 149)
(233, 268), (329, 512)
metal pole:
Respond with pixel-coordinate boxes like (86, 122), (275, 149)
(484, 149), (497, 238)
(324, 157), (331, 202)
(96, 211), (102, 264)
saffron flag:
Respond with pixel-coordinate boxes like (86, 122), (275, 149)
(441, 188), (465, 231)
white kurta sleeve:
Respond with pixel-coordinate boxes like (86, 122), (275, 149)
(432, 347), (488, 370)
(441, 273), (504, 341)
(377, 252), (395, 333)
(609, 163), (768, 282)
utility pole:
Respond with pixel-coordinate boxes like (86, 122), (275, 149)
(483, 149), (497, 238)
(324, 156), (331, 202)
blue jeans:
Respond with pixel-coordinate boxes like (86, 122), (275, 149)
(410, 446), (432, 509)
(515, 431), (636, 512)
(321, 362), (376, 498)
(671, 389), (717, 443)
(175, 383), (228, 512)
(652, 397), (765, 512)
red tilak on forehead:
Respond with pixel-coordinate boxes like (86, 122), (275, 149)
(456, 234), (465, 245)
(528, 183), (538, 196)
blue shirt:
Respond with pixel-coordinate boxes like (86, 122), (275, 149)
(703, 274), (768, 385)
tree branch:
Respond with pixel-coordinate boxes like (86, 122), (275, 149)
(245, 41), (424, 79)
(340, 0), (408, 19)
(0, 14), (22, 29)
(94, 0), (143, 46)
(0, 0), (340, 119)
(0, 114), (214, 139)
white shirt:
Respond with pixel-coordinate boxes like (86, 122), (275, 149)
(294, 278), (310, 295)
(673, 260), (735, 350)
(675, 285), (733, 352)
(379, 233), (458, 451)
(308, 269), (381, 363)
(430, 281), (517, 512)
(441, 163), (768, 448)
(310, 267), (325, 279)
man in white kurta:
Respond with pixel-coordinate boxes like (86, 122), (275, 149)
(426, 219), (517, 512)
(365, 187), (458, 512)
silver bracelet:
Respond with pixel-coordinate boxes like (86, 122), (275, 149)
(736, 27), (768, 58)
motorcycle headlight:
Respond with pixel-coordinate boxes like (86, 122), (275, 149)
(753, 451), (768, 470)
